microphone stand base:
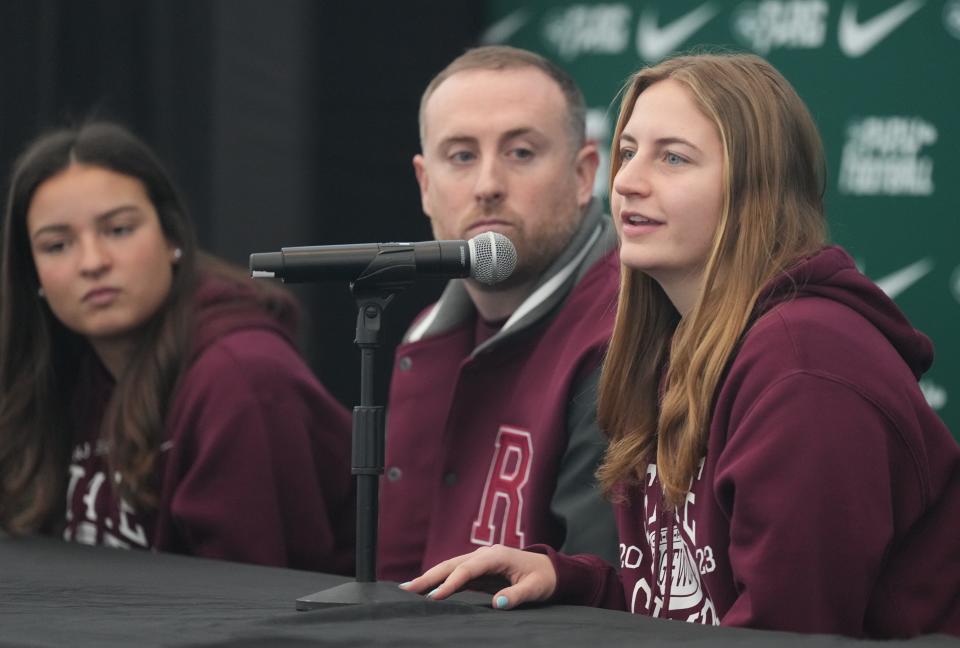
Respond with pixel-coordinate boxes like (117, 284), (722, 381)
(295, 581), (424, 610)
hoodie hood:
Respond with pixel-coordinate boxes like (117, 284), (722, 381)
(188, 272), (300, 362)
(757, 245), (933, 379)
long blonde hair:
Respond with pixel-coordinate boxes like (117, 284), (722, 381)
(597, 53), (827, 506)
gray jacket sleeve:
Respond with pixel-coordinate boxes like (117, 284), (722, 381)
(550, 364), (620, 566)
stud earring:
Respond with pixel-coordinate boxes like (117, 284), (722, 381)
(37, 287), (45, 298)
(172, 247), (183, 262)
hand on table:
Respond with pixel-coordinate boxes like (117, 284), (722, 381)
(399, 544), (557, 610)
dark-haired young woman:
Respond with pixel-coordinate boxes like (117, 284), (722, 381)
(0, 122), (354, 573)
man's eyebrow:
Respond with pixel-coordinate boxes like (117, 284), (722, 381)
(436, 135), (478, 149)
(500, 127), (542, 141)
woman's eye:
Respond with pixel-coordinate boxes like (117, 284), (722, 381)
(619, 149), (635, 162)
(664, 152), (685, 165)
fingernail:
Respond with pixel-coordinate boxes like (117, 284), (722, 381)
(426, 587), (440, 600)
(495, 595), (509, 609)
(399, 581), (412, 589)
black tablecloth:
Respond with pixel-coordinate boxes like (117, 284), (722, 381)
(0, 535), (954, 647)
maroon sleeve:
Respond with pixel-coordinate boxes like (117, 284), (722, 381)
(156, 329), (354, 574)
(715, 371), (915, 634)
(526, 544), (627, 610)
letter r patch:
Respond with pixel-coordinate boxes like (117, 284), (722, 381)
(470, 426), (533, 547)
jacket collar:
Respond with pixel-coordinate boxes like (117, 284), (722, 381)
(405, 199), (616, 354)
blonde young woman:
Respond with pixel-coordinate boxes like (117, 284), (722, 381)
(400, 53), (960, 638)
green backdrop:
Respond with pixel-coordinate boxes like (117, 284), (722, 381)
(483, 0), (959, 439)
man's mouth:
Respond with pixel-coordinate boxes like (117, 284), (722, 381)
(465, 219), (513, 234)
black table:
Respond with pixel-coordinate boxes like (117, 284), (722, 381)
(0, 535), (954, 647)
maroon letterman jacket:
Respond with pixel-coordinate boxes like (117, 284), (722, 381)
(378, 201), (621, 582)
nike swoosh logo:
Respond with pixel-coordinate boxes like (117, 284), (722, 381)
(875, 257), (933, 299)
(838, 0), (925, 58)
(481, 9), (530, 45)
(637, 3), (719, 63)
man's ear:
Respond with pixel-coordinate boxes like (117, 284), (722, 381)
(573, 141), (600, 207)
(413, 154), (431, 216)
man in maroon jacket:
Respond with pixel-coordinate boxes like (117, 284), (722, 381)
(378, 46), (620, 582)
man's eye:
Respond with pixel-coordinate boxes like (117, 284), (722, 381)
(509, 148), (534, 160)
(450, 151), (475, 163)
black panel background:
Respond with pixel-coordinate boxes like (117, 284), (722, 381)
(0, 0), (484, 408)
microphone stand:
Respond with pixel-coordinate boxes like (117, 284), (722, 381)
(296, 259), (424, 609)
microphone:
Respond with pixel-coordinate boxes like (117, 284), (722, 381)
(250, 231), (517, 285)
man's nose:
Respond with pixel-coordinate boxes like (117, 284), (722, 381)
(474, 157), (506, 208)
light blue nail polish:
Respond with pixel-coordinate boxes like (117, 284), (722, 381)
(399, 581), (412, 589)
(495, 595), (509, 609)
(426, 587), (440, 600)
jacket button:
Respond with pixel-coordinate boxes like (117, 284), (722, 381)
(387, 467), (403, 481)
(443, 472), (457, 486)
(398, 357), (412, 371)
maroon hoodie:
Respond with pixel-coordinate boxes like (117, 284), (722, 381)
(539, 246), (960, 638)
(62, 272), (355, 574)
